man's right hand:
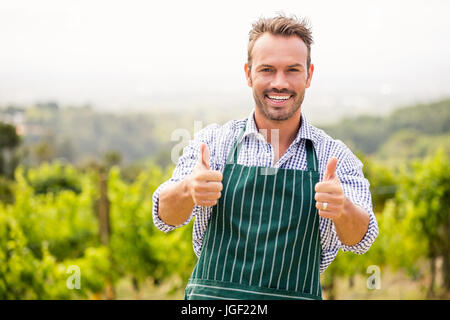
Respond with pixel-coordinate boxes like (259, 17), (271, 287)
(187, 143), (223, 207)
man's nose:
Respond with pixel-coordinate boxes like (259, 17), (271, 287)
(270, 71), (289, 90)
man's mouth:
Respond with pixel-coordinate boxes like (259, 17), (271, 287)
(265, 94), (293, 105)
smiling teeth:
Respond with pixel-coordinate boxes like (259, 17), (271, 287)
(268, 95), (290, 100)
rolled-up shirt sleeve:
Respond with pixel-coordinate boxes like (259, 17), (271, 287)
(151, 124), (218, 233)
(336, 152), (379, 254)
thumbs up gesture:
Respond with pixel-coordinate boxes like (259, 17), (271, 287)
(188, 143), (223, 207)
(314, 157), (346, 221)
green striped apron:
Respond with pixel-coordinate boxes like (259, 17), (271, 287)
(185, 124), (322, 300)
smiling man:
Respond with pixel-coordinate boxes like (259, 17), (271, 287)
(152, 14), (378, 300)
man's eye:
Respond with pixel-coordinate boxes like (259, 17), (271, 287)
(261, 68), (271, 72)
(289, 68), (299, 72)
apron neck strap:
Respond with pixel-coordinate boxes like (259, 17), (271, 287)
(305, 139), (318, 171)
(226, 123), (318, 171)
(226, 125), (246, 164)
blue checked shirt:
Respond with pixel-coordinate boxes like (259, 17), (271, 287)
(152, 109), (379, 274)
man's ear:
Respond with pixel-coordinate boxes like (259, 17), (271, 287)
(244, 63), (252, 87)
(306, 63), (314, 88)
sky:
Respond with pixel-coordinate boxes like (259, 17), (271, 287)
(1, 0), (449, 116)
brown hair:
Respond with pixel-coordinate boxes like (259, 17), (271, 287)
(247, 14), (313, 72)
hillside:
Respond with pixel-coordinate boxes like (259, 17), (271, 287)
(321, 98), (450, 162)
(0, 98), (448, 168)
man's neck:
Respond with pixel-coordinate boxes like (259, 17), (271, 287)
(253, 108), (301, 147)
(253, 108), (302, 164)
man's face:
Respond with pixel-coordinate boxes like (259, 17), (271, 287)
(245, 33), (314, 121)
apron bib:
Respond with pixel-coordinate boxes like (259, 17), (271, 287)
(185, 125), (322, 300)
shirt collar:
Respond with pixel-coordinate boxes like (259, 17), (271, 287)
(239, 108), (315, 145)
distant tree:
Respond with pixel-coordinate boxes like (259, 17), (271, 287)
(0, 122), (20, 150)
(0, 122), (21, 178)
(103, 150), (122, 169)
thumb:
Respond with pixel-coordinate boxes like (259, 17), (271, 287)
(324, 157), (338, 181)
(198, 143), (210, 170)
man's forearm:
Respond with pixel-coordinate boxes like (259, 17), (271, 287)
(158, 178), (195, 227)
(333, 198), (370, 246)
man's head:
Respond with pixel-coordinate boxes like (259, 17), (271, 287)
(245, 14), (314, 122)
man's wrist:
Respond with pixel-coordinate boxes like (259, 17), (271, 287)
(333, 196), (369, 246)
(332, 196), (351, 225)
(182, 175), (195, 205)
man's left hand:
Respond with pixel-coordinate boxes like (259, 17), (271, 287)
(314, 157), (345, 221)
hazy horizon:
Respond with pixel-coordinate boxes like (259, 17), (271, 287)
(1, 0), (449, 119)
